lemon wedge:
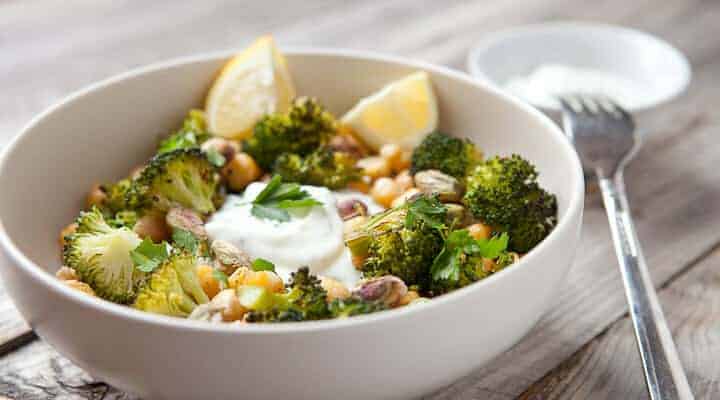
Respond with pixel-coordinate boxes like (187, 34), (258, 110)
(205, 36), (296, 139)
(341, 71), (437, 151)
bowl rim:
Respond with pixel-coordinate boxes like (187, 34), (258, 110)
(0, 47), (584, 334)
(466, 21), (692, 112)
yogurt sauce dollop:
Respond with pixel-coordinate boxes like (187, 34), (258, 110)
(205, 182), (382, 288)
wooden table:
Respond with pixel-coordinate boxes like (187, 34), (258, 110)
(1, 0), (719, 398)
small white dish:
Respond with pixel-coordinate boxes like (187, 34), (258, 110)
(467, 22), (691, 113)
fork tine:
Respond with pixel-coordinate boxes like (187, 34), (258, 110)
(559, 94), (584, 114)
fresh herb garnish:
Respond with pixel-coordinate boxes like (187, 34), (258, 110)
(250, 175), (323, 222)
(130, 237), (170, 273)
(405, 195), (447, 231)
(251, 258), (276, 272)
(430, 230), (509, 283)
(205, 147), (226, 168)
(172, 228), (199, 253)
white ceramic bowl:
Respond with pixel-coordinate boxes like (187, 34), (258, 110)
(0, 49), (584, 400)
(467, 22), (691, 114)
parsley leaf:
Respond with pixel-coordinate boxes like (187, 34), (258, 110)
(130, 237), (169, 273)
(205, 147), (226, 168)
(405, 195), (447, 231)
(430, 230), (510, 283)
(431, 229), (474, 281)
(172, 229), (199, 253)
(251, 258), (276, 272)
(251, 204), (290, 222)
(250, 175), (322, 222)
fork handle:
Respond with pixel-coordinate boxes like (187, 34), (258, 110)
(598, 176), (694, 400)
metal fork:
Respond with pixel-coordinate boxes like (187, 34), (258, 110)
(560, 95), (694, 400)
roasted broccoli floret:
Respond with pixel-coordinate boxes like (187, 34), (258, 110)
(274, 148), (360, 189)
(243, 97), (337, 170)
(244, 267), (333, 322)
(132, 252), (209, 317)
(283, 267), (330, 320)
(131, 148), (219, 214)
(328, 297), (386, 318)
(100, 178), (133, 214)
(348, 196), (446, 293)
(463, 155), (557, 253)
(63, 208), (144, 303)
(157, 110), (209, 154)
(410, 132), (482, 179)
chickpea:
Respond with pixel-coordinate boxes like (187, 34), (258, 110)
(357, 156), (391, 179)
(201, 137), (240, 162)
(64, 280), (95, 296)
(379, 143), (402, 171)
(221, 152), (262, 191)
(228, 267), (284, 293)
(390, 188), (422, 208)
(211, 289), (247, 322)
(398, 290), (420, 306)
(197, 264), (221, 298)
(56, 266), (78, 281)
(320, 276), (350, 302)
(467, 223), (493, 241)
(370, 177), (402, 208)
(395, 150), (412, 172)
(347, 176), (372, 194)
(59, 223), (77, 247)
(351, 254), (366, 270)
(85, 184), (107, 209)
(394, 170), (414, 192)
(133, 213), (170, 242)
(481, 258), (497, 273)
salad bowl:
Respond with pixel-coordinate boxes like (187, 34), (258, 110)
(0, 48), (583, 399)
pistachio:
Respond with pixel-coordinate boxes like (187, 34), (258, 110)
(413, 169), (464, 202)
(166, 207), (207, 239)
(352, 275), (408, 307)
(211, 240), (252, 274)
(444, 203), (474, 228)
(328, 133), (367, 158)
(337, 198), (368, 220)
(201, 137), (240, 162)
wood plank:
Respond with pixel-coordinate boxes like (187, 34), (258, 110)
(0, 0), (719, 399)
(518, 246), (720, 400)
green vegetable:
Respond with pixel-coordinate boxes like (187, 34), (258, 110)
(243, 97), (337, 170)
(352, 195), (447, 293)
(237, 285), (281, 311)
(62, 208), (144, 303)
(273, 148), (360, 189)
(251, 258), (276, 272)
(100, 178), (134, 214)
(410, 132), (482, 178)
(328, 297), (386, 318)
(129, 237), (169, 273)
(430, 230), (510, 294)
(463, 154), (557, 252)
(157, 110), (209, 155)
(132, 252), (209, 317)
(172, 229), (199, 254)
(205, 147), (226, 168)
(245, 267), (328, 322)
(108, 210), (138, 229)
(250, 175), (322, 222)
(130, 148), (219, 214)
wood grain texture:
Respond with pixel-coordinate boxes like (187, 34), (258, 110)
(1, 0), (719, 399)
(518, 246), (720, 400)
